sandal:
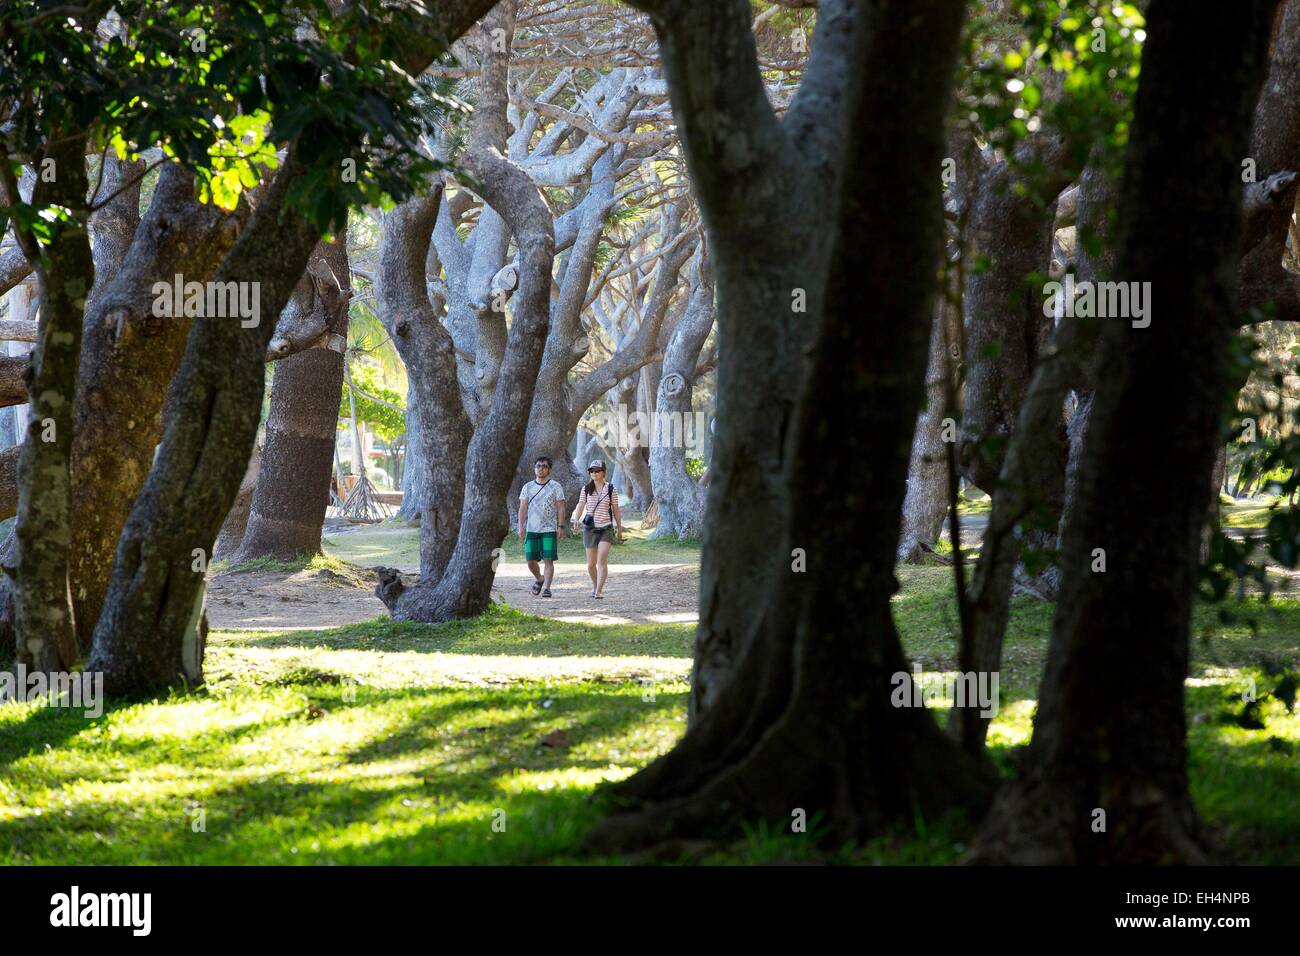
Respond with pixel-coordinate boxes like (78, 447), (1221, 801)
(531, 580), (543, 595)
(594, 592), (604, 599)
(542, 588), (552, 598)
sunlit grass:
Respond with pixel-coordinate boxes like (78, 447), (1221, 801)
(1, 568), (1297, 863)
(1221, 494), (1294, 529)
(211, 551), (358, 577)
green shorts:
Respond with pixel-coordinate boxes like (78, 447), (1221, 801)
(524, 531), (558, 561)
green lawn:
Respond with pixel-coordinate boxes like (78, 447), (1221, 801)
(2, 566), (1297, 864)
(1221, 494), (1295, 529)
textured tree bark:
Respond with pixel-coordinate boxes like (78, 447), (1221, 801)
(0, 247), (33, 300)
(588, 0), (985, 852)
(968, 0), (1280, 865)
(84, 0), (496, 694)
(13, 134), (92, 672)
(85, 155), (145, 315)
(69, 164), (247, 643)
(233, 231), (350, 562)
(87, 147), (323, 694)
(376, 112), (555, 620)
(1237, 0), (1300, 325)
(395, 386), (427, 524)
(0, 357), (28, 407)
(0, 532), (16, 672)
(609, 376), (654, 510)
(213, 443), (260, 561)
(898, 297), (954, 563)
(378, 190), (471, 586)
(0, 445), (18, 520)
(947, 308), (1094, 754)
(648, 265), (712, 540)
(957, 134), (1075, 495)
(620, 0), (832, 724)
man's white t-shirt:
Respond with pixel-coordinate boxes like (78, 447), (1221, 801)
(519, 479), (565, 533)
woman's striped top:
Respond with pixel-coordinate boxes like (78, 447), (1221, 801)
(576, 482), (618, 528)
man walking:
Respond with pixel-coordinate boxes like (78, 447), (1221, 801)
(518, 456), (566, 597)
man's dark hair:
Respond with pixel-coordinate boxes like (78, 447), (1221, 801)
(535, 456), (553, 468)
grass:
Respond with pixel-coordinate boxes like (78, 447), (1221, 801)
(2, 562), (1297, 864)
(1220, 493), (1296, 530)
(956, 488), (992, 517)
(211, 552), (357, 577)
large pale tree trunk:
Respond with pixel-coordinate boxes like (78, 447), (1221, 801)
(377, 70), (555, 619)
(898, 297), (954, 563)
(378, 190), (471, 584)
(378, 194), (553, 616)
(648, 265), (713, 540)
(396, 386), (427, 524)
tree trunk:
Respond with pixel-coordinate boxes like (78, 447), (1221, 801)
(87, 146), (324, 694)
(82, 0), (497, 696)
(648, 265), (712, 540)
(213, 443), (261, 561)
(0, 446), (18, 521)
(947, 307), (1092, 754)
(233, 232), (350, 562)
(588, 0), (985, 852)
(0, 531), (17, 671)
(377, 92), (555, 620)
(629, 0), (829, 723)
(968, 0), (1280, 865)
(14, 134), (93, 672)
(378, 190), (472, 585)
(611, 376), (654, 510)
(69, 164), (248, 643)
(396, 384), (427, 524)
(957, 144), (1070, 495)
(898, 296), (954, 563)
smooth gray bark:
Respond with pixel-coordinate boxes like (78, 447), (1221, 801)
(898, 296), (954, 563)
(648, 263), (713, 539)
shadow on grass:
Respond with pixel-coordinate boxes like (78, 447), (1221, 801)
(0, 678), (688, 865)
(218, 604), (695, 659)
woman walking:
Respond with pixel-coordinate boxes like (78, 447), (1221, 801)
(571, 460), (623, 598)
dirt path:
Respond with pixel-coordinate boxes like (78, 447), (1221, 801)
(206, 559), (700, 631)
(490, 561), (698, 625)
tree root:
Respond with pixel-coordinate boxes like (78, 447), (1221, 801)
(588, 695), (997, 854)
(962, 774), (1209, 865)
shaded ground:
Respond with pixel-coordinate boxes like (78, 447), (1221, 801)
(207, 564), (388, 631)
